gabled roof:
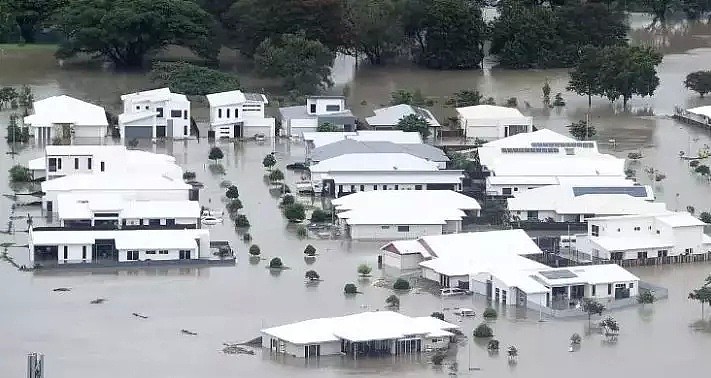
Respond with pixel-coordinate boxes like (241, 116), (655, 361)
(121, 87), (187, 103)
(24, 95), (108, 127)
(310, 153), (441, 173)
(482, 129), (576, 148)
(366, 104), (441, 127)
(456, 104), (529, 120)
(118, 110), (157, 124)
(303, 131), (423, 148)
(206, 90), (267, 107)
(310, 139), (448, 163)
(42, 173), (191, 192)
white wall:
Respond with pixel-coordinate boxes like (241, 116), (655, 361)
(73, 125), (107, 139)
(422, 266), (440, 283)
(288, 118), (318, 136)
(348, 223), (443, 240)
(486, 181), (548, 196)
(261, 336), (341, 357)
(306, 98), (346, 115)
(442, 220), (462, 234)
(382, 251), (425, 270)
(44, 189), (190, 212)
(55, 243), (92, 263)
(117, 247), (197, 262)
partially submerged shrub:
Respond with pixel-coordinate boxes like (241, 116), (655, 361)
(473, 323), (493, 338)
(393, 278), (410, 290)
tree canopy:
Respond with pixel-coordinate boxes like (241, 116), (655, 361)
(684, 71), (711, 97)
(396, 114), (431, 138)
(5, 0), (66, 43)
(343, 0), (404, 65)
(567, 120), (596, 140)
(54, 0), (219, 67)
(149, 62), (239, 96)
(254, 32), (334, 95)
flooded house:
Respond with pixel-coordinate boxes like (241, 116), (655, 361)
(365, 104), (441, 137)
(455, 104), (533, 141)
(308, 152), (463, 197)
(380, 230), (640, 310)
(23, 95), (109, 143)
(261, 311), (459, 358)
(507, 184), (662, 222)
(279, 96), (356, 137)
(302, 130), (423, 159)
(332, 190), (480, 240)
(28, 144), (182, 181)
(205, 90), (275, 138)
(308, 139), (449, 168)
(477, 129), (627, 196)
(119, 87), (191, 140)
(576, 212), (711, 263)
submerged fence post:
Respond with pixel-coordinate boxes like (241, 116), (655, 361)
(27, 353), (44, 378)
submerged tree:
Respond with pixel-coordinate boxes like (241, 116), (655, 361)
(567, 120), (596, 141)
(385, 294), (400, 308)
(305, 270), (320, 281)
(262, 154), (276, 170)
(208, 147), (224, 162)
(688, 275), (711, 319)
(149, 62), (239, 96)
(357, 264), (372, 277)
(684, 71), (711, 97)
(581, 298), (605, 327)
(396, 114), (431, 139)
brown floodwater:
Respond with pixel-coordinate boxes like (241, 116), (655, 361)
(1, 13), (711, 378)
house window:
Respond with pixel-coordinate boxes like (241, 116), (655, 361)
(184, 126), (188, 136)
(87, 158), (92, 170)
(611, 252), (623, 260)
(326, 105), (340, 112)
(658, 250), (668, 257)
(170, 110), (180, 118)
(350, 185), (355, 192)
(57, 158), (62, 170)
(145, 105), (149, 110)
(156, 107), (164, 118)
(218, 108), (222, 118)
(148, 219), (161, 226)
(502, 188), (512, 195)
(63, 246), (68, 260)
(394, 185), (399, 190)
(415, 184), (423, 190)
(382, 185), (387, 190)
(226, 108), (230, 118)
(166, 219), (176, 226)
(592, 285), (596, 296)
(629, 283), (634, 289)
(146, 250), (156, 255)
(310, 104), (316, 113)
(359, 185), (364, 191)
(527, 211), (538, 220)
(74, 158), (79, 170)
(634, 226), (641, 231)
(381, 225), (390, 229)
(136, 105), (140, 110)
(48, 158), (57, 172)
(235, 108), (239, 118)
(685, 248), (694, 254)
(184, 110), (187, 120)
(637, 251), (647, 259)
(127, 250), (139, 260)
(608, 284), (612, 295)
(100, 161), (105, 172)
(159, 250), (169, 255)
(513, 187), (518, 191)
(82, 246), (87, 260)
(373, 185), (378, 190)
(591, 225), (599, 237)
(397, 226), (410, 232)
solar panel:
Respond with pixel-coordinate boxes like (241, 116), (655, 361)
(500, 147), (559, 153)
(538, 269), (578, 279)
(572, 186), (649, 197)
(531, 142), (594, 148)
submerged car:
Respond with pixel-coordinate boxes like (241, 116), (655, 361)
(440, 288), (472, 297)
(201, 216), (223, 225)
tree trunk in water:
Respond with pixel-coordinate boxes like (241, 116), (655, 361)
(623, 97), (629, 108)
(18, 24), (36, 44)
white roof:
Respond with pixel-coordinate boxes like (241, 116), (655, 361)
(533, 264), (639, 286)
(31, 229), (206, 250)
(456, 105), (529, 121)
(303, 131), (423, 149)
(120, 87), (187, 103)
(206, 90), (247, 107)
(261, 311), (458, 345)
(310, 153), (440, 173)
(24, 95), (108, 127)
(507, 185), (661, 215)
(419, 229), (544, 259)
(334, 190), (479, 226)
(56, 193), (200, 220)
(687, 106), (711, 118)
(366, 104), (441, 127)
(119, 110), (157, 124)
(655, 212), (707, 227)
(42, 173), (190, 192)
(316, 171), (464, 185)
(486, 269), (550, 294)
(487, 156), (625, 178)
(420, 250), (547, 277)
(45, 145), (127, 156)
(381, 239), (431, 257)
(483, 129), (576, 148)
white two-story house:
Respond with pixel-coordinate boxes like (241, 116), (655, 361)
(279, 96), (356, 137)
(205, 90), (275, 138)
(119, 88), (191, 141)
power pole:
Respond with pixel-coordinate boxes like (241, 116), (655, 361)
(27, 353), (44, 378)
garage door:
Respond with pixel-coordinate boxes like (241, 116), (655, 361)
(123, 126), (153, 139)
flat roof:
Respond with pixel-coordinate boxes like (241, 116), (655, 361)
(261, 311), (458, 345)
(24, 95), (108, 127)
(57, 193), (200, 220)
(533, 264), (639, 286)
(31, 229), (207, 250)
(687, 106), (711, 118)
(366, 104), (441, 127)
(310, 139), (449, 163)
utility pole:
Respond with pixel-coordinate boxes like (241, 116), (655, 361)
(27, 353), (44, 378)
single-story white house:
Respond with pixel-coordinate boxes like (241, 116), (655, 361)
(333, 190), (480, 240)
(205, 90), (275, 138)
(576, 212), (711, 261)
(24, 95), (109, 143)
(365, 104), (441, 135)
(309, 139), (449, 168)
(41, 173), (193, 213)
(119, 88), (191, 140)
(279, 96), (356, 137)
(456, 105), (533, 141)
(262, 311), (459, 358)
(507, 184), (661, 222)
(380, 229), (640, 309)
(309, 153), (463, 197)
(29, 228), (210, 266)
(56, 192), (200, 229)
(28, 145), (182, 181)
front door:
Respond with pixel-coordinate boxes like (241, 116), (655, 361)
(179, 250), (191, 260)
(234, 123), (243, 138)
(156, 126), (166, 138)
(46, 201), (53, 213)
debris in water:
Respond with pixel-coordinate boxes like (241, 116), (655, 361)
(132, 313), (149, 319)
(181, 329), (198, 336)
(222, 343), (255, 355)
(89, 298), (106, 304)
(52, 287), (71, 292)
